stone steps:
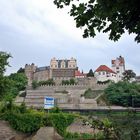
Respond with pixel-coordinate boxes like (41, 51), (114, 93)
(25, 88), (98, 109)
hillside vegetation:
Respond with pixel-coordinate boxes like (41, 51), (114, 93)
(104, 82), (140, 107)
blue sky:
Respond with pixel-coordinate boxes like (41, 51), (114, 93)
(0, 0), (140, 75)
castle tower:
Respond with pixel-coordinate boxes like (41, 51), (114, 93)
(50, 57), (58, 69)
(25, 63), (36, 85)
(111, 56), (125, 81)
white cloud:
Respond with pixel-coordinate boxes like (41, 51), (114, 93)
(0, 0), (140, 75)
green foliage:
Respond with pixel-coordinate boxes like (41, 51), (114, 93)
(64, 132), (95, 140)
(0, 76), (13, 99)
(49, 107), (62, 113)
(32, 79), (55, 89)
(19, 102), (27, 113)
(0, 52), (27, 100)
(104, 81), (140, 107)
(87, 69), (94, 77)
(123, 70), (136, 81)
(50, 113), (75, 136)
(17, 67), (25, 73)
(54, 0), (140, 43)
(97, 80), (111, 84)
(0, 51), (11, 76)
(101, 118), (113, 139)
(62, 78), (76, 85)
(0, 72), (27, 100)
(9, 73), (27, 91)
(0, 52), (11, 99)
(38, 79), (55, 86)
(83, 88), (103, 99)
(64, 132), (80, 139)
(32, 80), (39, 89)
(4, 111), (45, 133)
(55, 90), (68, 94)
(1, 103), (48, 133)
(62, 80), (70, 85)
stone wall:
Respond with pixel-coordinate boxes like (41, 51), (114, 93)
(25, 83), (108, 109)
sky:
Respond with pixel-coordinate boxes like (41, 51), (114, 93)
(0, 0), (140, 75)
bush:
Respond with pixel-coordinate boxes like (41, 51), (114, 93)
(104, 82), (140, 107)
(3, 111), (45, 133)
(32, 80), (39, 89)
(64, 132), (80, 139)
(50, 113), (75, 136)
(83, 88), (103, 99)
(62, 79), (76, 85)
(38, 79), (55, 86)
(64, 132), (95, 140)
(49, 107), (62, 113)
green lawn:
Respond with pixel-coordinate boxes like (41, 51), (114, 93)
(83, 89), (103, 99)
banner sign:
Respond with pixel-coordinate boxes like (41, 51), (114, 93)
(44, 96), (54, 109)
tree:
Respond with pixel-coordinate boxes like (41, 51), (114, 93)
(17, 67), (25, 73)
(0, 52), (11, 99)
(104, 81), (140, 107)
(0, 51), (11, 76)
(54, 0), (140, 43)
(123, 70), (136, 81)
(9, 73), (27, 91)
(87, 69), (94, 77)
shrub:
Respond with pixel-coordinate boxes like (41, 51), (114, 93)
(64, 132), (80, 139)
(3, 111), (46, 133)
(50, 113), (75, 136)
(49, 107), (62, 113)
(38, 79), (55, 86)
(32, 80), (39, 89)
(62, 79), (76, 85)
(104, 82), (140, 107)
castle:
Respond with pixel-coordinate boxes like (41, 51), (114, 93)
(25, 57), (78, 85)
(25, 56), (125, 85)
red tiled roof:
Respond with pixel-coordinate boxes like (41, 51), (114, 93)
(95, 65), (116, 74)
(75, 70), (85, 77)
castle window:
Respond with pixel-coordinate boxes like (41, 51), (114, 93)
(116, 67), (119, 69)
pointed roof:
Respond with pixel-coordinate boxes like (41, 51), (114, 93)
(75, 70), (86, 77)
(95, 65), (116, 74)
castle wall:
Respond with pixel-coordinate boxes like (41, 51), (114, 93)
(33, 70), (50, 82)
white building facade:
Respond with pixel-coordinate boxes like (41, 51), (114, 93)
(112, 56), (125, 81)
(95, 65), (117, 83)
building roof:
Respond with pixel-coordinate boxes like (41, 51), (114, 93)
(36, 66), (50, 72)
(95, 65), (116, 74)
(75, 70), (86, 77)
